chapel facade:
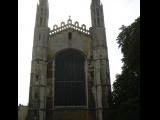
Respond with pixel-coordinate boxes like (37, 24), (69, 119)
(27, 0), (111, 120)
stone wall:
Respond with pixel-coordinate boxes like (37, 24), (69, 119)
(48, 28), (91, 60)
(18, 105), (28, 120)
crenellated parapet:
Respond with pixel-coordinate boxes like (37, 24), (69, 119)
(49, 17), (90, 36)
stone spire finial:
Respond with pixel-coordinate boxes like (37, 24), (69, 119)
(67, 15), (72, 24)
(69, 15), (71, 20)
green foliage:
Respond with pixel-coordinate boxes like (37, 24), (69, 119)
(109, 17), (140, 120)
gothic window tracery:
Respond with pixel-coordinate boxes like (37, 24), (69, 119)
(54, 49), (86, 106)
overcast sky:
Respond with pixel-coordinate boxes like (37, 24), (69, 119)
(18, 0), (140, 105)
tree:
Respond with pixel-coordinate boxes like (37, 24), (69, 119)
(109, 17), (140, 120)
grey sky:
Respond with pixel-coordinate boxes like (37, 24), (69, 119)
(18, 0), (140, 105)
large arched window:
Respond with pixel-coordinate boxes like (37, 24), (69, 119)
(54, 49), (86, 106)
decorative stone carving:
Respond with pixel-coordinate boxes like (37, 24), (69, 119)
(53, 25), (58, 30)
(61, 22), (65, 27)
(49, 19), (90, 36)
(81, 24), (86, 30)
(74, 21), (79, 27)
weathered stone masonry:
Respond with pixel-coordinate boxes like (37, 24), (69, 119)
(26, 0), (111, 120)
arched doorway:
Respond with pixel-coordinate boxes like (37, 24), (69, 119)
(54, 49), (86, 106)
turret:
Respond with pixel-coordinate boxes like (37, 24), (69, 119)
(35, 0), (49, 27)
(91, 0), (105, 27)
(28, 0), (49, 120)
(90, 0), (111, 120)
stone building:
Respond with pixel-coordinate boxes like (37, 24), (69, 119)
(18, 105), (28, 120)
(25, 0), (111, 120)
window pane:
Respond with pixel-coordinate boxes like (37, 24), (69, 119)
(54, 49), (86, 106)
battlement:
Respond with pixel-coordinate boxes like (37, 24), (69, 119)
(49, 17), (90, 36)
